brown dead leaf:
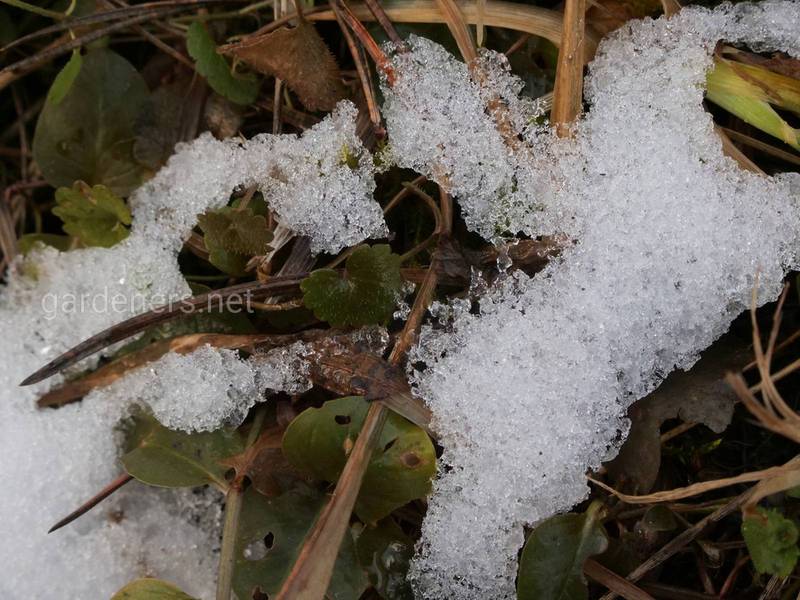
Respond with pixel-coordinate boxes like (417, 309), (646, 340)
(604, 335), (750, 493)
(219, 18), (346, 112)
(221, 423), (301, 497)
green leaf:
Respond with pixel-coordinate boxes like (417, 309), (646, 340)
(301, 245), (404, 327)
(17, 233), (72, 254)
(133, 81), (187, 172)
(742, 507), (800, 577)
(121, 412), (245, 490)
(233, 485), (369, 600)
(197, 207), (272, 256)
(282, 396), (436, 522)
(33, 48), (148, 196)
(355, 519), (414, 600)
(111, 578), (197, 600)
(186, 22), (259, 106)
(517, 502), (609, 600)
(48, 51), (83, 106)
(52, 181), (131, 247)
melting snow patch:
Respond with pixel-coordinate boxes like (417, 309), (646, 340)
(405, 2), (800, 598)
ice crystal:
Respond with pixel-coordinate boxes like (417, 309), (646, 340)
(406, 3), (800, 598)
(0, 101), (379, 597)
(93, 344), (309, 434)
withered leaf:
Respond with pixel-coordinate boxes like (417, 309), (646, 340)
(221, 425), (301, 497)
(604, 335), (749, 493)
(220, 18), (346, 112)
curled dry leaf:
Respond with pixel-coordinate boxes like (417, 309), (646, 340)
(219, 18), (346, 112)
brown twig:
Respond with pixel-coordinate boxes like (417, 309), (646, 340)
(434, 0), (477, 63)
(48, 473), (133, 533)
(584, 559), (655, 600)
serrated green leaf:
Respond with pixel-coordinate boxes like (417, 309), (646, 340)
(48, 51), (82, 106)
(517, 502), (608, 600)
(187, 22), (259, 106)
(355, 519), (414, 600)
(33, 49), (148, 195)
(233, 485), (369, 600)
(282, 396), (436, 522)
(52, 181), (131, 248)
(197, 207), (273, 256)
(17, 233), (72, 254)
(743, 507), (800, 577)
(110, 578), (197, 600)
(121, 412), (244, 490)
(301, 245), (404, 327)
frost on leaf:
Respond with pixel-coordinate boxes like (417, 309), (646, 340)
(406, 3), (800, 598)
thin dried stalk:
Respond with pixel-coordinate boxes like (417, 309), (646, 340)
(434, 0), (477, 63)
(308, 0), (600, 58)
(589, 457), (800, 504)
(48, 473), (133, 533)
(551, 0), (586, 136)
(584, 559), (656, 600)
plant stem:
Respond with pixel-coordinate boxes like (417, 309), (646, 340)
(1, 0), (64, 20)
(215, 407), (268, 600)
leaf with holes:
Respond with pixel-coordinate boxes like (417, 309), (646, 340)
(220, 17), (346, 112)
(52, 181), (131, 248)
(33, 49), (148, 196)
(517, 502), (608, 600)
(121, 411), (244, 490)
(233, 485), (369, 600)
(301, 245), (404, 328)
(743, 507), (800, 577)
(282, 396), (436, 522)
(111, 578), (197, 599)
(186, 22), (259, 106)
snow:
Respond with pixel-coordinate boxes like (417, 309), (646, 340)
(403, 2), (800, 598)
(92, 344), (310, 434)
(0, 101), (380, 598)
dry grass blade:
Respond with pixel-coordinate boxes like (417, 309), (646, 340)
(598, 491), (751, 600)
(48, 473), (133, 533)
(20, 275), (306, 386)
(308, 0), (599, 59)
(434, 0), (477, 62)
(275, 400), (388, 600)
(360, 0), (405, 47)
(551, 0), (587, 136)
(716, 125), (764, 173)
(590, 457), (800, 504)
(721, 127), (800, 167)
(220, 17), (346, 112)
(36, 333), (284, 408)
(584, 559), (656, 600)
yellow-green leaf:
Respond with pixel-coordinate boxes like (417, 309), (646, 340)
(707, 57), (800, 151)
(110, 578), (196, 599)
(48, 51), (83, 106)
(52, 182), (131, 248)
(282, 396), (436, 522)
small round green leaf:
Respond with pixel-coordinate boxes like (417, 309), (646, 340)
(111, 578), (196, 599)
(517, 503), (609, 600)
(301, 245), (404, 327)
(33, 49), (148, 196)
(282, 396), (436, 522)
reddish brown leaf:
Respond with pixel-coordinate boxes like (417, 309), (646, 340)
(220, 19), (346, 112)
